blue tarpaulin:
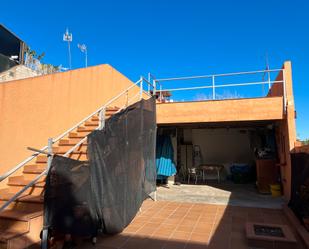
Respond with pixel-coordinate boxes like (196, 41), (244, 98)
(156, 135), (177, 180)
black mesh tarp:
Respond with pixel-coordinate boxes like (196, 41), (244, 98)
(289, 152), (309, 222)
(44, 97), (156, 236)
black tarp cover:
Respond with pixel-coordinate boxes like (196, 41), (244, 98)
(44, 97), (156, 236)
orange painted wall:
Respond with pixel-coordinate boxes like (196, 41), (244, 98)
(156, 97), (284, 124)
(280, 61), (297, 200)
(0, 64), (141, 178)
(268, 69), (284, 97)
(294, 144), (309, 153)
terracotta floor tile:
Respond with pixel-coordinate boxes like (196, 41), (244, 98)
(171, 231), (191, 240)
(151, 230), (173, 238)
(193, 226), (213, 235)
(98, 234), (130, 248)
(198, 217), (215, 224)
(230, 231), (247, 247)
(144, 222), (162, 228)
(163, 240), (186, 249)
(185, 243), (208, 249)
(151, 229), (174, 238)
(137, 226), (157, 236)
(143, 239), (166, 249)
(191, 233), (210, 242)
(153, 219), (168, 224)
(181, 220), (197, 226)
(121, 237), (150, 249)
(176, 225), (195, 233)
(159, 224), (178, 231)
(91, 200), (305, 249)
(164, 218), (181, 225)
(123, 224), (144, 233)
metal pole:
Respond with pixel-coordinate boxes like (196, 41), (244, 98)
(125, 90), (129, 107)
(47, 138), (53, 172)
(282, 69), (287, 114)
(42, 137), (53, 249)
(85, 49), (88, 68)
(267, 69), (271, 90)
(160, 85), (163, 101)
(148, 73), (151, 85)
(68, 40), (72, 69)
(148, 73), (151, 94)
(140, 76), (143, 100)
(153, 80), (156, 96)
(99, 109), (106, 130)
(212, 75), (215, 100)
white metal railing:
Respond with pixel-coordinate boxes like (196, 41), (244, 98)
(152, 68), (287, 110)
(0, 77), (153, 212)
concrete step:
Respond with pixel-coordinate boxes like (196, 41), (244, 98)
(68, 132), (90, 139)
(76, 126), (95, 133)
(7, 176), (45, 188)
(0, 210), (42, 222)
(36, 152), (88, 162)
(0, 217), (29, 232)
(53, 144), (87, 154)
(59, 138), (88, 145)
(106, 106), (119, 112)
(0, 199), (43, 212)
(0, 229), (28, 243)
(23, 164), (45, 174)
(91, 113), (114, 121)
(35, 155), (48, 163)
(0, 192), (43, 204)
(2, 185), (43, 196)
(84, 121), (99, 127)
(0, 210), (42, 248)
(55, 151), (88, 161)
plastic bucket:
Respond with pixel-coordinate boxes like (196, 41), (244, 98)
(270, 184), (281, 197)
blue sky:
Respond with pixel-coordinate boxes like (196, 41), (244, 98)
(2, 0), (309, 139)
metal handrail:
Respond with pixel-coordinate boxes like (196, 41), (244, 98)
(155, 80), (285, 92)
(152, 68), (287, 111)
(0, 170), (47, 212)
(0, 78), (143, 183)
(155, 68), (284, 82)
(0, 146), (47, 182)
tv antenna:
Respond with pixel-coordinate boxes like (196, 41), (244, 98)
(63, 28), (73, 69)
(78, 43), (88, 68)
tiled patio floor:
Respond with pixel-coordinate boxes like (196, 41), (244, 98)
(79, 200), (303, 249)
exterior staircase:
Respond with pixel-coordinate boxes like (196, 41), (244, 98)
(0, 107), (119, 249)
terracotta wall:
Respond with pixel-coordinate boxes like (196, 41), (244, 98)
(268, 69), (284, 97)
(0, 64), (141, 178)
(279, 61), (297, 201)
(266, 62), (296, 200)
(157, 97), (284, 124)
(294, 145), (309, 153)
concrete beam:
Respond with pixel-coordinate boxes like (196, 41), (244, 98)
(157, 97), (284, 124)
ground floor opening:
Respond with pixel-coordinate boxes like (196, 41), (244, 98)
(156, 121), (285, 208)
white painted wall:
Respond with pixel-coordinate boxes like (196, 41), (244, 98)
(192, 128), (254, 167)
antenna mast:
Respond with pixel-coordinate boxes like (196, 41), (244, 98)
(63, 28), (73, 69)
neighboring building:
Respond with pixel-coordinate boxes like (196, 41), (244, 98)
(0, 65), (39, 83)
(0, 24), (27, 73)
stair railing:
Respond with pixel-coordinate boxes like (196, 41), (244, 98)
(0, 77), (154, 212)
